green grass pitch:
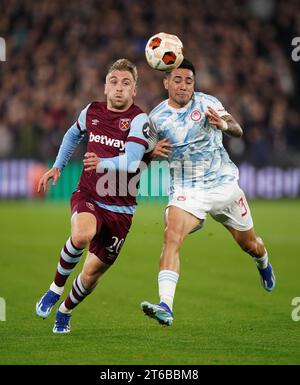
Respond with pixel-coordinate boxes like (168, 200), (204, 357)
(0, 199), (299, 365)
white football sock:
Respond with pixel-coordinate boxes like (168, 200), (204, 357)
(59, 302), (72, 314)
(50, 282), (64, 295)
(253, 252), (269, 269)
(158, 270), (179, 311)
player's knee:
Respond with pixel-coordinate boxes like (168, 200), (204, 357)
(164, 227), (184, 248)
(72, 230), (95, 249)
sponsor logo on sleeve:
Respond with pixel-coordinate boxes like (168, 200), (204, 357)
(142, 122), (150, 138)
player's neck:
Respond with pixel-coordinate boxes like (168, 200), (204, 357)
(107, 102), (133, 113)
(167, 99), (189, 110)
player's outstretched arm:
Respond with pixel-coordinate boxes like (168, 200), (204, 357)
(37, 167), (61, 193)
(84, 138), (171, 171)
(83, 142), (146, 173)
(38, 121), (85, 192)
(205, 106), (243, 138)
(83, 138), (172, 171)
(53, 124), (85, 171)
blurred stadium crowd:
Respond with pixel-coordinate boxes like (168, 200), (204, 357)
(0, 0), (299, 166)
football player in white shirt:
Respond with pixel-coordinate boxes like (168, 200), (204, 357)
(141, 59), (275, 326)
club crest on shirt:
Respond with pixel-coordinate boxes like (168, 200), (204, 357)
(119, 118), (131, 131)
(190, 110), (202, 121)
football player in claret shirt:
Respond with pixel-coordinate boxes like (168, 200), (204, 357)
(36, 59), (155, 333)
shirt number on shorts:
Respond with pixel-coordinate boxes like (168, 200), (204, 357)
(106, 236), (125, 254)
(238, 197), (248, 217)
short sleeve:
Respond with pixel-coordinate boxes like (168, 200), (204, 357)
(205, 96), (229, 118)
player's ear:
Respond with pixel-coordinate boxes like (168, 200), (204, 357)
(104, 74), (109, 95)
(133, 85), (137, 97)
(163, 77), (169, 91)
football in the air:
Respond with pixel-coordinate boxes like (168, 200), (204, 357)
(145, 32), (184, 72)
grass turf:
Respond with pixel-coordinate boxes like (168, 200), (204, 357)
(0, 199), (299, 365)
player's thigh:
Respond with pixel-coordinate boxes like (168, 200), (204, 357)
(90, 211), (132, 266)
(164, 205), (202, 242)
(70, 191), (99, 241)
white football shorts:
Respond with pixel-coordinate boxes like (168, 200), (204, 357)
(167, 183), (254, 232)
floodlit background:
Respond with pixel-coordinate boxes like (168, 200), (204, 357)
(0, 0), (299, 365)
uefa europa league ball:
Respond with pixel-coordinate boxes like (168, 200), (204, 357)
(145, 32), (184, 72)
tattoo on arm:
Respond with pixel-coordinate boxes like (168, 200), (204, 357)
(223, 115), (243, 138)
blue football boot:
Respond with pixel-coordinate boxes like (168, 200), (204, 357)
(141, 301), (174, 326)
(53, 308), (71, 334)
(257, 262), (276, 292)
(36, 290), (60, 319)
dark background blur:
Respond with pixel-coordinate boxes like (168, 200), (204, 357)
(0, 0), (299, 167)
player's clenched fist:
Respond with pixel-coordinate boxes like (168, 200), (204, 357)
(83, 152), (100, 171)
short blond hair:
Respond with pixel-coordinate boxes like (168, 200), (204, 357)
(107, 58), (138, 83)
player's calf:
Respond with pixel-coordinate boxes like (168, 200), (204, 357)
(54, 237), (85, 287)
(235, 233), (276, 292)
(52, 273), (95, 333)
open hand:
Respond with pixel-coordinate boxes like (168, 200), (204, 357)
(205, 106), (224, 130)
(151, 138), (172, 159)
(37, 167), (61, 193)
